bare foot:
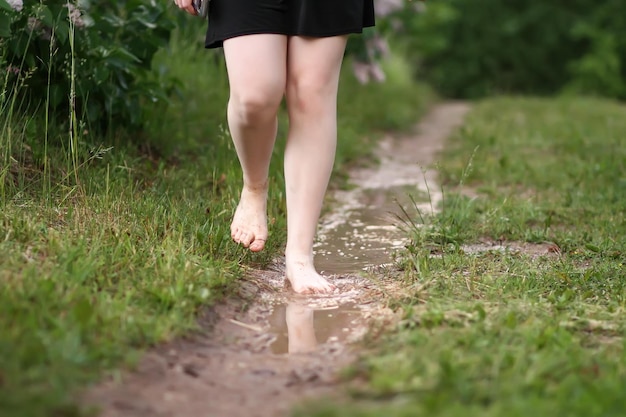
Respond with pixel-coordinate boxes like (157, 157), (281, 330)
(230, 185), (268, 252)
(285, 255), (335, 294)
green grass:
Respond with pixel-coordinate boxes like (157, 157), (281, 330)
(0, 25), (431, 417)
(298, 97), (626, 417)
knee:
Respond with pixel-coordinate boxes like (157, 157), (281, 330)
(229, 91), (282, 126)
(286, 75), (336, 116)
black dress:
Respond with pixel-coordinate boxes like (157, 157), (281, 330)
(205, 0), (376, 49)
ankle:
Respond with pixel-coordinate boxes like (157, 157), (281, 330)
(285, 249), (314, 265)
(242, 180), (269, 195)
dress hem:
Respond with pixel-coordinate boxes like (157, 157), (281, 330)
(205, 25), (373, 49)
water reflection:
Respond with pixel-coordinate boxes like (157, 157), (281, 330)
(269, 302), (362, 354)
(285, 303), (317, 353)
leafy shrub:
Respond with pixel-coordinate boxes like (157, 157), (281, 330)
(0, 0), (176, 132)
(402, 0), (626, 99)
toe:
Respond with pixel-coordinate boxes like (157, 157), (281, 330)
(233, 229), (245, 245)
(317, 279), (335, 294)
(240, 232), (252, 247)
(296, 286), (314, 295)
(315, 284), (333, 294)
(293, 281), (333, 295)
(249, 238), (266, 252)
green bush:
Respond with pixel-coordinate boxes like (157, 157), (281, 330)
(0, 0), (175, 132)
(403, 0), (626, 99)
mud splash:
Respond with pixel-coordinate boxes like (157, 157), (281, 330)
(83, 103), (471, 417)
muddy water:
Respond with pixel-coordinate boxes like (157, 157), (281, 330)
(312, 120), (458, 276)
(268, 303), (363, 354)
(315, 184), (428, 274)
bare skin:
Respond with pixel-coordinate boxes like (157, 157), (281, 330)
(223, 35), (285, 253)
(176, 0), (346, 293)
(283, 36), (346, 294)
(230, 184), (268, 252)
(173, 0), (196, 15)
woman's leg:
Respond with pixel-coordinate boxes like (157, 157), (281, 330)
(284, 35), (348, 293)
(223, 35), (288, 252)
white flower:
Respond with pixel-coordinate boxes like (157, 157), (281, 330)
(352, 61), (386, 84)
(367, 36), (390, 59)
(66, 3), (86, 28)
(353, 61), (371, 85)
(7, 0), (23, 12)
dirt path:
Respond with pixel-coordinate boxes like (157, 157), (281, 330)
(83, 103), (471, 417)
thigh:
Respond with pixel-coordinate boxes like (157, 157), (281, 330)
(223, 34), (289, 102)
(286, 36), (348, 94)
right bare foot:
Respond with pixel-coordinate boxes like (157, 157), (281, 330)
(230, 185), (268, 252)
(285, 254), (335, 294)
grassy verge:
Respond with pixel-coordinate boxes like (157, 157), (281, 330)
(299, 97), (626, 417)
(0, 26), (432, 417)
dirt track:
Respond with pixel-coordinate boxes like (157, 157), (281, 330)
(83, 103), (471, 417)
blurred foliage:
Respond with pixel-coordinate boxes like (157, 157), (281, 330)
(399, 0), (626, 99)
(0, 0), (176, 132)
(0, 0), (421, 137)
(346, 0), (412, 84)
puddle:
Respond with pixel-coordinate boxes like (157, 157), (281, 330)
(268, 303), (364, 354)
(315, 174), (432, 274)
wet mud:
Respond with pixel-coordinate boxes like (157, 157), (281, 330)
(83, 103), (471, 417)
(460, 239), (562, 258)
